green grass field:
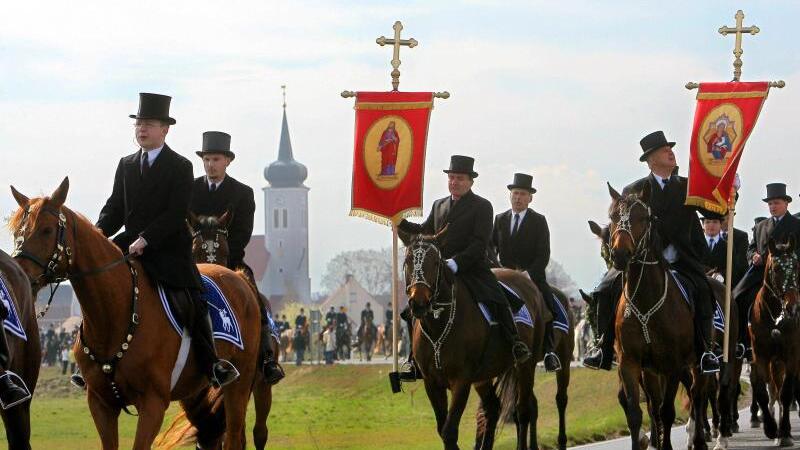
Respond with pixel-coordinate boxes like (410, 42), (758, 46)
(1, 364), (693, 449)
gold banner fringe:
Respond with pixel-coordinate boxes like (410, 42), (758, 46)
(685, 195), (727, 214)
(349, 207), (422, 227)
(355, 101), (433, 111)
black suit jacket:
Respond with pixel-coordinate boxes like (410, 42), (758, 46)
(189, 175), (255, 269)
(96, 145), (201, 289)
(735, 213), (800, 299)
(491, 208), (550, 282)
(730, 227), (749, 287)
(623, 174), (707, 276)
(399, 190), (505, 304)
(701, 234), (726, 274)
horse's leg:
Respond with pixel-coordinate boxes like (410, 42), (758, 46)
(131, 394), (169, 450)
(641, 372), (661, 450)
(252, 378), (271, 450)
(473, 381), (500, 450)
(555, 367), (570, 450)
(1, 401), (32, 450)
(442, 381), (471, 450)
(777, 369), (795, 446)
(753, 363), (778, 438)
(619, 360), (643, 450)
(513, 366), (533, 450)
(222, 377), (253, 450)
(750, 367), (762, 428)
(424, 379), (449, 437)
(87, 391), (121, 450)
(709, 377), (720, 440)
(690, 370), (709, 450)
(659, 375), (680, 450)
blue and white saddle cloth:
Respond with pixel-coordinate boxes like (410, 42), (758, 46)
(266, 311), (280, 342)
(0, 275), (26, 341)
(158, 274), (244, 350)
(668, 270), (725, 333)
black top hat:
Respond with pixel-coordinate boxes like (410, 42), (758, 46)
(195, 131), (236, 160)
(443, 155), (478, 178)
(762, 183), (792, 203)
(507, 173), (537, 193)
(129, 93), (176, 125)
(639, 131), (675, 162)
(699, 209), (724, 221)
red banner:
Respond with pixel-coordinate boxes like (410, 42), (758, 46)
(686, 82), (770, 213)
(350, 91), (433, 225)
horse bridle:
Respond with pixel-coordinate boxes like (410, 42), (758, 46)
(190, 224), (228, 264)
(610, 198), (655, 266)
(10, 203), (141, 414)
(763, 252), (800, 324)
(403, 239), (456, 369)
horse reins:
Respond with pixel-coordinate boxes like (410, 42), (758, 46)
(612, 198), (669, 344)
(190, 224), (228, 264)
(761, 252), (800, 326)
(405, 240), (456, 370)
(12, 204), (140, 415)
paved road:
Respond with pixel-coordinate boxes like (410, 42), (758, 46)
(570, 407), (800, 449)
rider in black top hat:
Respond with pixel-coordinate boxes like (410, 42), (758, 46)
(189, 131), (284, 385)
(94, 93), (240, 389)
(397, 155), (531, 381)
(583, 131), (721, 374)
(490, 173), (562, 372)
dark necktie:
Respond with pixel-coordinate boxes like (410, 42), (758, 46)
(709, 238), (715, 251)
(141, 153), (150, 178)
(512, 213), (521, 236)
(210, 183), (217, 193)
(662, 177), (670, 189)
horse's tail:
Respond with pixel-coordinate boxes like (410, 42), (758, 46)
(495, 369), (518, 424)
(154, 410), (197, 449)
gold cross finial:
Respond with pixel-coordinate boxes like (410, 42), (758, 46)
(376, 21), (418, 91)
(281, 85), (287, 109)
(719, 10), (760, 81)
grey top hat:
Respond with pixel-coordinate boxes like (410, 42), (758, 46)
(443, 155), (478, 178)
(639, 130), (675, 162)
(129, 93), (176, 125)
(195, 131), (235, 160)
(762, 183), (792, 203)
(507, 173), (537, 193)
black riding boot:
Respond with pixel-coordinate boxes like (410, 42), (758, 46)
(0, 330), (31, 409)
(496, 304), (531, 364)
(258, 308), (284, 385)
(542, 321), (561, 372)
(583, 291), (616, 371)
(698, 315), (720, 374)
(398, 307), (422, 381)
(190, 290), (240, 388)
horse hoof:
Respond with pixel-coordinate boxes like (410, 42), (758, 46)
(777, 437), (793, 447)
(731, 422), (739, 433)
(713, 435), (729, 450)
(638, 430), (649, 450)
(711, 427), (719, 439)
(750, 419), (761, 429)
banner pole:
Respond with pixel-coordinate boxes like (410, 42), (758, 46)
(389, 222), (402, 393)
(723, 188), (736, 364)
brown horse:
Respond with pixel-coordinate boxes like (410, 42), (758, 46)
(9, 178), (259, 450)
(749, 237), (800, 446)
(354, 318), (377, 362)
(187, 212), (278, 450)
(400, 229), (539, 450)
(607, 183), (709, 450)
(0, 250), (41, 449)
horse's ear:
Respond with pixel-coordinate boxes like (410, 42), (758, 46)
(768, 237), (778, 256)
(434, 224), (449, 246)
(579, 289), (593, 307)
(397, 227), (413, 247)
(588, 220), (603, 238)
(219, 210), (232, 228)
(639, 180), (651, 203)
(10, 185), (29, 208)
(50, 177), (69, 207)
(607, 182), (621, 201)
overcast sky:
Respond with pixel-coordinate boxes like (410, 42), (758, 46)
(1, 1), (798, 293)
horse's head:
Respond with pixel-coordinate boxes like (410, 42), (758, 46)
(8, 177), (74, 289)
(607, 182), (654, 270)
(765, 237), (800, 321)
(588, 220), (612, 269)
(187, 211), (231, 266)
(399, 226), (450, 319)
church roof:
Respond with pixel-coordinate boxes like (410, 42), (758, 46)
(264, 105), (307, 188)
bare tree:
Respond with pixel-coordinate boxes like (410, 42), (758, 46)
(321, 248), (392, 296)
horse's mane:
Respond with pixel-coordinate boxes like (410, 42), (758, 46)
(7, 197), (45, 234)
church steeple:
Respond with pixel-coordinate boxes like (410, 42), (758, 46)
(264, 86), (308, 188)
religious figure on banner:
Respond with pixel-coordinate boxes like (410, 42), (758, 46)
(703, 114), (736, 161)
(378, 121), (400, 176)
